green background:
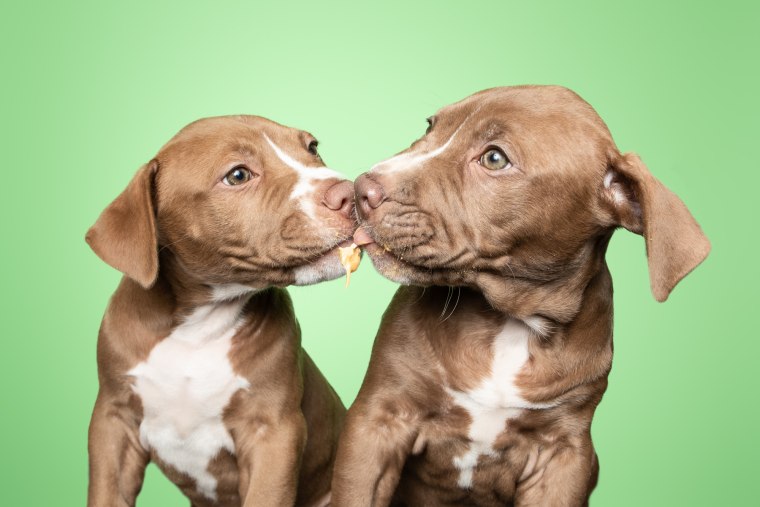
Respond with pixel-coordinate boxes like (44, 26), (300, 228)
(2, 1), (757, 505)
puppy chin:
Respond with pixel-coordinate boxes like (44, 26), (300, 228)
(362, 245), (413, 285)
(363, 243), (475, 287)
(291, 252), (346, 286)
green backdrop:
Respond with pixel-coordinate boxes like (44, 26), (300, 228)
(2, 1), (757, 505)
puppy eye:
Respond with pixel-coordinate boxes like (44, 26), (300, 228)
(425, 117), (433, 134)
(307, 140), (319, 155)
(479, 148), (512, 171)
(222, 165), (253, 186)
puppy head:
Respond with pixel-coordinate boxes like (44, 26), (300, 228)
(86, 115), (355, 291)
(356, 86), (709, 309)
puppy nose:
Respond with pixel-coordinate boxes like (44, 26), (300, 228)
(355, 173), (386, 216)
(322, 180), (354, 218)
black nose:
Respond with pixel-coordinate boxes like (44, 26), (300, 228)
(321, 180), (354, 219)
(355, 173), (386, 217)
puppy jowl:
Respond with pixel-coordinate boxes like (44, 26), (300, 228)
(85, 115), (349, 507)
(335, 85), (710, 506)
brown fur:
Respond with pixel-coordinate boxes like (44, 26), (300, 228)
(86, 116), (350, 507)
(333, 86), (709, 506)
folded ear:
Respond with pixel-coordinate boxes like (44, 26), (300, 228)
(85, 160), (159, 289)
(601, 152), (710, 302)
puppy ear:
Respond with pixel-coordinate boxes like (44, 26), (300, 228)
(85, 160), (159, 289)
(601, 153), (710, 302)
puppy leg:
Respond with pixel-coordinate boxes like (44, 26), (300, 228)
(236, 414), (307, 507)
(332, 403), (418, 507)
(515, 444), (597, 507)
(87, 394), (148, 507)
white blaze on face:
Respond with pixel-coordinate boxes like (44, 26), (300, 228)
(447, 318), (557, 489)
(371, 105), (483, 175)
(263, 134), (342, 220)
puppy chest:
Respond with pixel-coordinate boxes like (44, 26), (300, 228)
(443, 319), (551, 489)
(446, 320), (534, 423)
(128, 328), (249, 500)
(407, 432), (524, 503)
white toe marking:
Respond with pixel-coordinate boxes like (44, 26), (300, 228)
(263, 134), (342, 220)
(128, 297), (252, 501)
(448, 318), (557, 489)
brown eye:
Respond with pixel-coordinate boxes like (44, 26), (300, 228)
(479, 148), (512, 171)
(223, 166), (253, 186)
(307, 140), (319, 155)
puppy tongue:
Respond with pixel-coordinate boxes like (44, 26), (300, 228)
(353, 227), (375, 246)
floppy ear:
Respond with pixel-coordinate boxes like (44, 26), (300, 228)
(85, 160), (159, 289)
(601, 152), (710, 302)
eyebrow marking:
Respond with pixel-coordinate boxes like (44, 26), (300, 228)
(371, 105), (484, 175)
(263, 134), (339, 181)
(263, 134), (342, 220)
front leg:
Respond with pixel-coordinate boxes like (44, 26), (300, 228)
(332, 402), (419, 507)
(515, 443), (598, 507)
(88, 393), (149, 507)
(236, 414), (307, 507)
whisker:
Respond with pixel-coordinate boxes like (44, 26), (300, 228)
(158, 231), (194, 254)
(439, 286), (454, 320)
(441, 287), (462, 322)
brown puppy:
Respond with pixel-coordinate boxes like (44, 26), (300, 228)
(333, 86), (710, 506)
(86, 116), (352, 507)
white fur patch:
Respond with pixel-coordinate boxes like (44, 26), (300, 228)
(211, 283), (258, 302)
(603, 170), (614, 189)
(128, 297), (251, 501)
(263, 134), (341, 220)
(604, 169), (627, 205)
(211, 283), (259, 303)
(292, 253), (346, 286)
(522, 315), (552, 337)
(371, 106), (482, 175)
(447, 319), (556, 489)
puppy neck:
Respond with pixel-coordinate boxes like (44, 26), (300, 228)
(476, 235), (613, 329)
(154, 249), (259, 321)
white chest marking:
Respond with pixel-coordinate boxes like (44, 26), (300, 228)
(447, 319), (555, 489)
(263, 134), (342, 220)
(211, 282), (258, 302)
(128, 297), (251, 501)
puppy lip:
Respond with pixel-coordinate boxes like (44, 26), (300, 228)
(362, 243), (434, 283)
(280, 235), (354, 270)
(363, 242), (417, 270)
